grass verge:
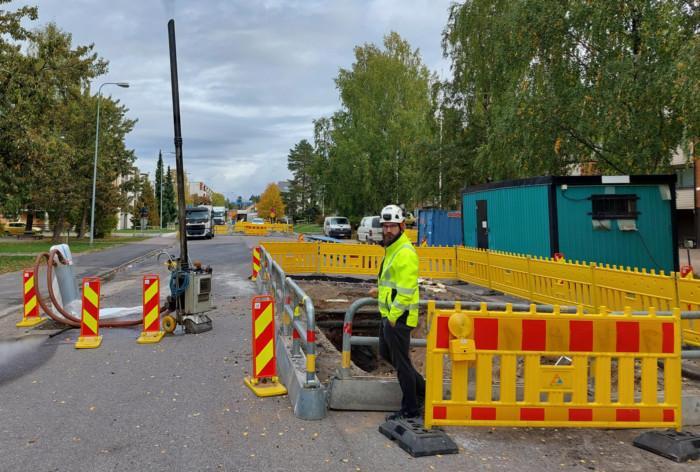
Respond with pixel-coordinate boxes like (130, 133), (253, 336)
(0, 256), (36, 274)
(0, 237), (149, 256)
(293, 224), (323, 234)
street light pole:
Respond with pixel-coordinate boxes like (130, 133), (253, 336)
(90, 81), (130, 245)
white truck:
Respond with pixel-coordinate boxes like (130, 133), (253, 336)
(185, 206), (214, 239)
(212, 206), (227, 226)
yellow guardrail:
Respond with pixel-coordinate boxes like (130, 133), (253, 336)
(423, 302), (681, 430)
(259, 241), (700, 346)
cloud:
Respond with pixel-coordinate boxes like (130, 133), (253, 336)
(11, 0), (452, 198)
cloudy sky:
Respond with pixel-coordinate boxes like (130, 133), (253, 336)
(12, 0), (454, 200)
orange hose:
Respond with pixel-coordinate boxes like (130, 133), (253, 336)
(32, 251), (80, 327)
(36, 249), (146, 328)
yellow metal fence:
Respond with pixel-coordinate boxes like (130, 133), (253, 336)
(423, 302), (682, 430)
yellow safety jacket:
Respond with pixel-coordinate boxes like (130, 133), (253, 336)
(377, 232), (419, 327)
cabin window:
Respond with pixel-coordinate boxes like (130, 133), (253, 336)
(590, 194), (639, 220)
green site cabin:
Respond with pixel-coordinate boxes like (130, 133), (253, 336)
(462, 175), (678, 273)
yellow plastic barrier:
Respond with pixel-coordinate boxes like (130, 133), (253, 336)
(237, 222), (292, 235)
(261, 242), (320, 274)
(244, 226), (269, 236)
(405, 228), (418, 244)
(529, 257), (597, 311)
(268, 223), (293, 233)
(416, 246), (457, 279)
(593, 265), (678, 312)
(257, 241), (700, 347)
(675, 275), (700, 346)
(456, 247), (490, 287)
(487, 250), (531, 301)
(423, 302), (681, 430)
(214, 225), (229, 235)
(318, 243), (383, 275)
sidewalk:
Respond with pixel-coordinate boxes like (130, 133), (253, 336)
(0, 234), (176, 316)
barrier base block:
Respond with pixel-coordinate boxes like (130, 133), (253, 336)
(379, 417), (459, 457)
(137, 331), (165, 344)
(16, 316), (46, 328)
(75, 335), (103, 349)
(633, 430), (700, 463)
(244, 376), (288, 397)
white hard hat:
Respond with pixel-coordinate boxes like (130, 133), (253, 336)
(380, 204), (405, 224)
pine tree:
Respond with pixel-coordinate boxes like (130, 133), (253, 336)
(162, 166), (177, 226)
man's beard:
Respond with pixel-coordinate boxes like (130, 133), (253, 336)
(382, 230), (402, 247)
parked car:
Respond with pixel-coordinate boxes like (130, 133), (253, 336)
(4, 222), (42, 237)
(323, 216), (351, 239)
(251, 217), (265, 225)
(357, 216), (382, 244)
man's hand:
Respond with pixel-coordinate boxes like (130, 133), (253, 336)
(368, 287), (378, 297)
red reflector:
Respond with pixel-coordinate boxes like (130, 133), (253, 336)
(471, 407), (496, 420)
(569, 320), (593, 352)
(474, 318), (498, 350)
(433, 406), (447, 420)
(616, 409), (640, 422)
(616, 321), (639, 353)
(663, 409), (675, 422)
(568, 409), (593, 421)
(520, 408), (545, 421)
(436, 316), (450, 349)
(662, 322), (674, 354)
(522, 320), (546, 351)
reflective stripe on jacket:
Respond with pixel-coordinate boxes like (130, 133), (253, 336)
(377, 232), (419, 327)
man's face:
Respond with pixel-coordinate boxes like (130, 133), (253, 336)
(382, 222), (402, 246)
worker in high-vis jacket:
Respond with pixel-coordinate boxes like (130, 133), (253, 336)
(370, 204), (425, 421)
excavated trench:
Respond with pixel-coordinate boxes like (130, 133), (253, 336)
(295, 277), (480, 381)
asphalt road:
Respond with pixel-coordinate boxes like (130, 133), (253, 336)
(0, 235), (696, 471)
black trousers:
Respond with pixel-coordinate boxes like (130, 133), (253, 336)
(378, 315), (426, 415)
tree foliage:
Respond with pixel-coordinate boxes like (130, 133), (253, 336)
(257, 183), (285, 220)
(162, 166), (177, 226)
(211, 192), (226, 206)
(285, 33), (436, 220)
(285, 5), (698, 217)
(0, 3), (137, 240)
(441, 0), (699, 177)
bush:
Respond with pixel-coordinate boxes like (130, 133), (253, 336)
(94, 213), (117, 239)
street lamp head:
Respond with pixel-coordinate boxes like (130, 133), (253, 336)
(116, 82), (130, 88)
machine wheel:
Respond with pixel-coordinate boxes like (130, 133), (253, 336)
(162, 315), (177, 334)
